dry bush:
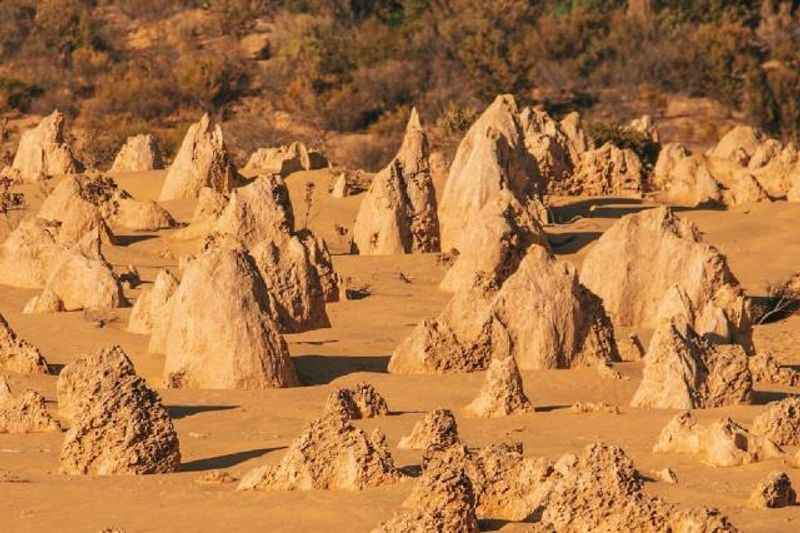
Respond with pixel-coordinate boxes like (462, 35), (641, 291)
(756, 276), (800, 325)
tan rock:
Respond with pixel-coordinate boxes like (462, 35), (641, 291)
(565, 143), (645, 197)
(580, 207), (753, 351)
(37, 173), (118, 245)
(0, 387), (61, 434)
(0, 217), (63, 288)
(238, 411), (400, 491)
(658, 154), (725, 207)
(559, 111), (593, 159)
(243, 142), (328, 176)
(323, 383), (389, 421)
(11, 110), (82, 181)
(439, 190), (549, 293)
(709, 126), (765, 163)
(438, 94), (541, 251)
(162, 245), (298, 389)
(631, 316), (752, 409)
(628, 114), (660, 142)
(465, 357), (532, 418)
(0, 376), (11, 402)
(352, 109), (439, 255)
(568, 401), (621, 414)
(110, 134), (163, 173)
(653, 412), (782, 467)
(329, 173), (351, 198)
(108, 198), (176, 231)
(0, 313), (49, 375)
(390, 246), (619, 374)
(521, 107), (578, 188)
(397, 409), (460, 450)
(751, 398), (800, 446)
(127, 269), (179, 335)
(749, 351), (800, 386)
(653, 142), (691, 190)
(59, 346), (180, 475)
(748, 472), (796, 509)
(158, 114), (238, 201)
(654, 467), (678, 484)
(24, 229), (125, 313)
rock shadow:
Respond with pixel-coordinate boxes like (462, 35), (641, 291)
(167, 404), (240, 420)
(751, 389), (797, 405)
(293, 355), (390, 385)
(179, 447), (284, 472)
(548, 232), (602, 255)
(113, 234), (159, 247)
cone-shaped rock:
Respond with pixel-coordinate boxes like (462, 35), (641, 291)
(323, 383), (389, 421)
(397, 409), (460, 450)
(158, 114), (238, 201)
(162, 245), (298, 389)
(748, 472), (796, 509)
(465, 356), (532, 418)
(0, 218), (63, 289)
(110, 134), (163, 173)
(0, 382), (61, 434)
(579, 207), (753, 352)
(11, 110), (82, 181)
(127, 269), (179, 335)
(390, 246), (619, 374)
(352, 109), (440, 255)
(0, 313), (49, 375)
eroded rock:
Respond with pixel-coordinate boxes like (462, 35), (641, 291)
(464, 356), (532, 418)
(751, 398), (800, 446)
(397, 409), (460, 450)
(324, 383), (389, 420)
(127, 269), (179, 335)
(11, 110), (82, 181)
(0, 313), (49, 375)
(110, 134), (163, 173)
(748, 472), (796, 509)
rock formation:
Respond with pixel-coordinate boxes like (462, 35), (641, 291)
(11, 110), (82, 181)
(390, 246), (619, 374)
(439, 191), (548, 293)
(110, 134), (163, 173)
(0, 218), (63, 289)
(158, 114), (238, 201)
(628, 114), (660, 142)
(352, 109), (440, 255)
(108, 198), (176, 231)
(749, 351), (800, 386)
(162, 245), (298, 389)
(59, 346), (181, 475)
(653, 142), (691, 190)
(465, 356), (532, 418)
(630, 316), (752, 409)
(0, 314), (49, 375)
(709, 126), (766, 163)
(127, 269), (179, 335)
(748, 472), (796, 509)
(238, 411), (400, 491)
(329, 173), (351, 198)
(580, 207), (753, 351)
(397, 409), (460, 450)
(24, 229), (125, 313)
(751, 398), (800, 446)
(438, 94), (542, 251)
(560, 143), (645, 197)
(243, 142), (328, 176)
(0, 382), (61, 434)
(324, 383), (389, 420)
(653, 411), (782, 467)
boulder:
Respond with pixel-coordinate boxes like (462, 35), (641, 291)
(397, 409), (460, 450)
(653, 411), (782, 467)
(162, 245), (298, 389)
(353, 109), (440, 255)
(657, 154), (725, 207)
(0, 217), (63, 288)
(323, 383), (389, 421)
(390, 246), (619, 374)
(749, 351), (800, 386)
(0, 386), (61, 434)
(127, 269), (179, 335)
(465, 356), (532, 418)
(521, 108), (578, 188)
(580, 207), (753, 352)
(158, 114), (238, 201)
(110, 134), (163, 173)
(562, 143), (645, 197)
(751, 398), (800, 446)
(59, 346), (180, 475)
(748, 472), (796, 509)
(108, 198), (176, 231)
(237, 411), (400, 491)
(0, 313), (49, 375)
(630, 316), (752, 409)
(438, 94), (541, 251)
(11, 110), (82, 181)
(24, 229), (125, 313)
(708, 126), (765, 163)
(243, 142), (328, 176)
(37, 173), (118, 245)
(439, 191), (549, 293)
(653, 142), (691, 190)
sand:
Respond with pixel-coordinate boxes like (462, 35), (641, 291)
(1, 169), (799, 531)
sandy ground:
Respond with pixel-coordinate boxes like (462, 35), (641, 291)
(1, 169), (800, 532)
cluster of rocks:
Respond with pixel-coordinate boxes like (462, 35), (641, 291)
(243, 141), (328, 177)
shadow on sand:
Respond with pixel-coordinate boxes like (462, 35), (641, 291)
(167, 404), (240, 420)
(179, 447), (284, 472)
(548, 231), (602, 255)
(751, 389), (798, 405)
(294, 355), (390, 386)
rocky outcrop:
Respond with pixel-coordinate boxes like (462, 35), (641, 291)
(0, 382), (61, 434)
(397, 409), (460, 450)
(749, 351), (800, 386)
(238, 411), (400, 491)
(324, 383), (389, 421)
(709, 126), (765, 163)
(390, 246), (619, 374)
(108, 198), (176, 231)
(158, 114), (238, 201)
(439, 191), (548, 294)
(58, 346), (180, 475)
(0, 313), (49, 375)
(11, 110), (82, 181)
(751, 398), (800, 446)
(653, 411), (782, 467)
(352, 109), (439, 255)
(748, 472), (796, 509)
(243, 142), (328, 176)
(653, 142), (691, 190)
(110, 134), (163, 173)
(438, 95), (542, 251)
(465, 356), (532, 418)
(0, 218), (63, 289)
(162, 245), (298, 389)
(127, 269), (179, 335)
(630, 316), (752, 409)
(580, 207), (753, 352)
(560, 143), (645, 197)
